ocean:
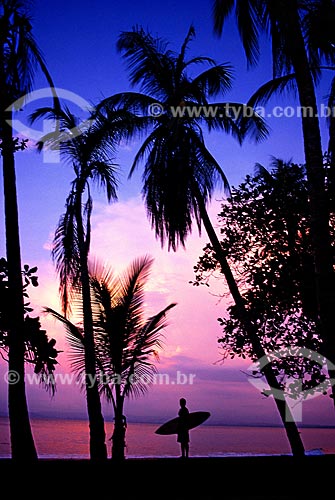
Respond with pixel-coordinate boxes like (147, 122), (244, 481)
(1, 417), (335, 458)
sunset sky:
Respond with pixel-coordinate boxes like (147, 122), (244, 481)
(1, 0), (335, 428)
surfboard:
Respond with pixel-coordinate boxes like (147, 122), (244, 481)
(155, 411), (210, 435)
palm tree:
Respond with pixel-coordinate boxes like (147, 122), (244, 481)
(34, 107), (116, 461)
(212, 0), (335, 407)
(32, 105), (143, 460)
(98, 26), (305, 456)
(0, 0), (59, 460)
(46, 255), (176, 461)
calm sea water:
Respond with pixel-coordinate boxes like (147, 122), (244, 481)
(1, 417), (335, 458)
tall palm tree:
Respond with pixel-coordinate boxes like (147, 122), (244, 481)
(98, 26), (305, 456)
(34, 109), (114, 461)
(213, 0), (335, 406)
(0, 0), (58, 460)
(46, 255), (176, 461)
(33, 105), (143, 460)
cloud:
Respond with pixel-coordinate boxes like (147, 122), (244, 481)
(3, 194), (333, 426)
(89, 196), (231, 364)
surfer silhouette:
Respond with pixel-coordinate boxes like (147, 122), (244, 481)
(177, 397), (190, 458)
(155, 402), (210, 457)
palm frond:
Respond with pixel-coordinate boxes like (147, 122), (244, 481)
(86, 255), (176, 404)
(213, 0), (260, 66)
(30, 106), (84, 155)
(191, 64), (233, 100)
(88, 160), (119, 202)
(139, 127), (195, 249)
(212, 0), (235, 36)
(138, 303), (177, 349)
(89, 256), (154, 374)
(247, 74), (297, 108)
(123, 363), (157, 399)
(254, 162), (273, 183)
(6, 10), (39, 95)
(196, 101), (266, 142)
(97, 92), (159, 116)
(128, 127), (159, 178)
(118, 256), (154, 336)
(30, 105), (78, 128)
(44, 307), (86, 386)
(176, 24), (196, 74)
(188, 127), (230, 195)
(183, 56), (219, 68)
(304, 0), (335, 67)
(137, 124), (229, 249)
(111, 23), (269, 253)
(117, 27), (174, 100)
(52, 191), (81, 316)
(122, 303), (176, 398)
(1, 0), (60, 112)
(88, 258), (118, 295)
(236, 104), (269, 144)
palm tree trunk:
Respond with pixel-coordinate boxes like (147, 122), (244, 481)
(112, 387), (126, 461)
(286, 6), (335, 407)
(327, 111), (335, 209)
(1, 109), (37, 460)
(75, 193), (107, 461)
(196, 190), (305, 457)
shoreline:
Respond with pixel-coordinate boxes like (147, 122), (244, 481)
(0, 450), (328, 460)
(2, 454), (333, 465)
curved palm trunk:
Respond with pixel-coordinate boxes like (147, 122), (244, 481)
(1, 108), (37, 460)
(111, 331), (126, 461)
(196, 190), (305, 457)
(286, 7), (335, 406)
(75, 193), (107, 461)
(111, 386), (126, 461)
(327, 112), (335, 206)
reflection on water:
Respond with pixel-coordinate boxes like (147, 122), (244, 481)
(0, 417), (334, 458)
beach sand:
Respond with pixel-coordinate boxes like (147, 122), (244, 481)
(1, 455), (332, 498)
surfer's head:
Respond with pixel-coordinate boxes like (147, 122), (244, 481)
(180, 397), (186, 407)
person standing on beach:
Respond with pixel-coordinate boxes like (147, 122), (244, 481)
(177, 398), (190, 458)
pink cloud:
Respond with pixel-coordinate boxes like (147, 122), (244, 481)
(90, 196), (231, 364)
(2, 194), (334, 428)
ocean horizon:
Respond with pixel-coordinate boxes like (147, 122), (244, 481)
(1, 416), (335, 459)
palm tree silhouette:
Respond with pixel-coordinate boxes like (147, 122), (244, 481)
(33, 106), (119, 460)
(213, 0), (335, 407)
(0, 0), (58, 460)
(98, 26), (305, 455)
(32, 104), (145, 460)
(46, 255), (176, 461)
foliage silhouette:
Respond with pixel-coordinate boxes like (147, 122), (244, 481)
(31, 105), (131, 461)
(46, 255), (176, 461)
(213, 0), (335, 408)
(97, 25), (305, 455)
(0, 0), (59, 460)
(193, 160), (329, 401)
(0, 258), (59, 394)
